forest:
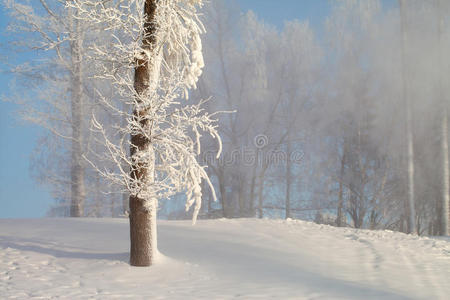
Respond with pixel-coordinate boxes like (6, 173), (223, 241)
(3, 0), (450, 240)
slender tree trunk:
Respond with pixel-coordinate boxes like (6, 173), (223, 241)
(439, 83), (449, 237)
(285, 139), (292, 219)
(238, 178), (246, 217)
(337, 145), (346, 227)
(405, 94), (416, 234)
(349, 183), (359, 228)
(129, 0), (158, 267)
(111, 196), (115, 217)
(217, 170), (227, 218)
(203, 168), (212, 217)
(207, 184), (212, 217)
(437, 1), (449, 236)
(70, 9), (85, 217)
(249, 165), (257, 217)
(258, 172), (265, 219)
(399, 214), (405, 232)
(94, 169), (101, 217)
(399, 0), (416, 234)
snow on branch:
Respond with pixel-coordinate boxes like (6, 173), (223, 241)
(69, 0), (221, 223)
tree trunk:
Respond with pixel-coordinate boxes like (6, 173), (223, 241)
(249, 165), (257, 217)
(439, 73), (450, 238)
(399, 0), (416, 234)
(285, 139), (292, 219)
(437, 1), (449, 236)
(70, 9), (85, 217)
(129, 0), (158, 267)
(111, 195), (115, 217)
(405, 95), (416, 234)
(129, 151), (157, 266)
(217, 170), (227, 218)
(337, 145), (346, 227)
(94, 168), (101, 217)
(238, 178), (246, 217)
(207, 185), (212, 217)
(437, 99), (449, 238)
(258, 173), (264, 219)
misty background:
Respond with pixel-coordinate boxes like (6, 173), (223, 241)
(1, 0), (449, 236)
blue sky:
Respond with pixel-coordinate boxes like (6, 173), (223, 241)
(0, 0), (395, 218)
(238, 0), (330, 29)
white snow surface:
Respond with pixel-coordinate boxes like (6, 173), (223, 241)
(0, 218), (449, 299)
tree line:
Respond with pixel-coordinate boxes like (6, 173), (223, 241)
(3, 0), (450, 238)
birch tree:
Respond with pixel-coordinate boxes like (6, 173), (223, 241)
(4, 0), (92, 217)
(399, 0), (417, 234)
(436, 0), (449, 236)
(70, 0), (221, 266)
(197, 0), (256, 218)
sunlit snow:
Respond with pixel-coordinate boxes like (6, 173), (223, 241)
(1, 218), (448, 299)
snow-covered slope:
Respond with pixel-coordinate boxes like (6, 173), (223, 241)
(0, 218), (449, 299)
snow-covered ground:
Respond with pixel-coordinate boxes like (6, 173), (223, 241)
(0, 218), (449, 299)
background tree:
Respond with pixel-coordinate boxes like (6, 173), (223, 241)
(3, 0), (93, 217)
(399, 0), (416, 234)
(436, 0), (449, 236)
(5, 0), (449, 238)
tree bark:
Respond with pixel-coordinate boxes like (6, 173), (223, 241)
(217, 169), (227, 218)
(249, 164), (257, 217)
(94, 167), (101, 217)
(207, 181), (212, 217)
(337, 144), (346, 227)
(70, 8), (85, 217)
(439, 67), (449, 238)
(285, 139), (292, 219)
(257, 173), (264, 219)
(437, 0), (449, 236)
(238, 179), (246, 217)
(129, 0), (158, 267)
(399, 0), (416, 234)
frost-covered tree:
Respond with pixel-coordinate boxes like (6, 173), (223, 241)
(3, 0), (93, 217)
(196, 0), (252, 218)
(316, 0), (450, 233)
(70, 0), (221, 266)
(194, 1), (322, 219)
(3, 0), (127, 218)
